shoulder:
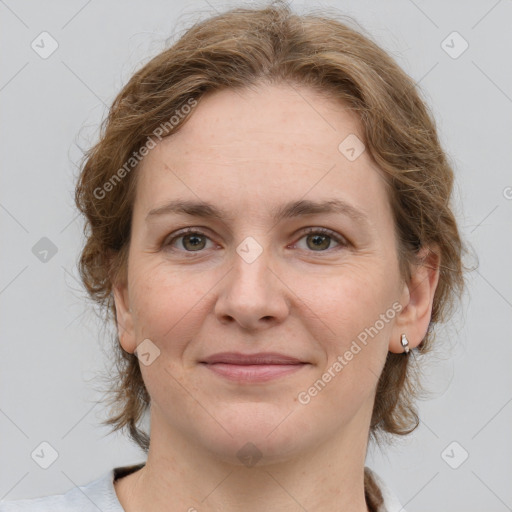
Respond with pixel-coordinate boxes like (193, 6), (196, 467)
(0, 468), (121, 512)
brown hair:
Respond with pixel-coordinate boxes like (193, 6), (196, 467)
(75, 2), (467, 508)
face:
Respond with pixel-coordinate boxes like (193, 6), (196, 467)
(114, 83), (433, 465)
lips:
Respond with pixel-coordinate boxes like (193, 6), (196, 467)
(201, 352), (305, 365)
(200, 352), (308, 383)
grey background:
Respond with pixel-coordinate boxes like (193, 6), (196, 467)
(1, 0), (511, 510)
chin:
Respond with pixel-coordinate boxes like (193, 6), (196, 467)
(205, 433), (308, 468)
(196, 407), (317, 467)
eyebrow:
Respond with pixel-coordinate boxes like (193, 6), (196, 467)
(146, 198), (369, 225)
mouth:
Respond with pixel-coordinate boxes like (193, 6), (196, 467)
(199, 352), (310, 383)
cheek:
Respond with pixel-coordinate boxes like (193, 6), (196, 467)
(128, 262), (208, 352)
(291, 269), (395, 438)
(299, 262), (397, 390)
(305, 260), (397, 338)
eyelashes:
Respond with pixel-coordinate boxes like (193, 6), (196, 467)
(161, 226), (350, 255)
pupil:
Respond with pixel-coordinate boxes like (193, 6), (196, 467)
(309, 234), (329, 250)
(185, 235), (204, 250)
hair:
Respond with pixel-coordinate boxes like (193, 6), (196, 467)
(75, 2), (467, 509)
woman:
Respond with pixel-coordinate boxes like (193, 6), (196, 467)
(0, 2), (465, 511)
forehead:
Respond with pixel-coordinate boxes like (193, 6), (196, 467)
(135, 83), (391, 223)
(161, 83), (361, 160)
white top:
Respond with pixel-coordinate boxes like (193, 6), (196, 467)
(0, 464), (405, 512)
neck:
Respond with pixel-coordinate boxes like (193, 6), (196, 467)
(115, 406), (372, 512)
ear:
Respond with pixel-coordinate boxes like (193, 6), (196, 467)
(389, 246), (440, 353)
(112, 278), (137, 355)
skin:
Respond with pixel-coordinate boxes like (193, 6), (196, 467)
(112, 82), (439, 512)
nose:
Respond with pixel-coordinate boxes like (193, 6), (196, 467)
(214, 246), (290, 331)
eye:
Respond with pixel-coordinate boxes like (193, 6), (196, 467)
(162, 226), (349, 254)
(293, 227), (348, 252)
(163, 228), (214, 252)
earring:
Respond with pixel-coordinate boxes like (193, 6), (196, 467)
(400, 333), (410, 354)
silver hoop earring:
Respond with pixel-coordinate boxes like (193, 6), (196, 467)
(400, 333), (410, 354)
